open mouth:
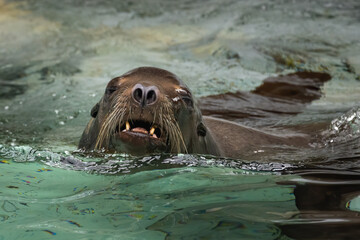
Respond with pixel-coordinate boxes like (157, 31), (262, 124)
(116, 120), (162, 139)
(110, 119), (168, 154)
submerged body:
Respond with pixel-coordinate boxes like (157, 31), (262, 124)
(79, 67), (328, 158)
(203, 116), (309, 158)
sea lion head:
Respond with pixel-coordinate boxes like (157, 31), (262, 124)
(79, 67), (212, 155)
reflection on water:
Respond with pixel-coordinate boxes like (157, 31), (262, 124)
(0, 0), (360, 239)
(279, 169), (360, 240)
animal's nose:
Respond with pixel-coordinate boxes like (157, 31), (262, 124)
(132, 84), (159, 107)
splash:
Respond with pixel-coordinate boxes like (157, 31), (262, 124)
(321, 107), (360, 145)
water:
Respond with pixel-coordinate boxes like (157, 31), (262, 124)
(0, 0), (360, 239)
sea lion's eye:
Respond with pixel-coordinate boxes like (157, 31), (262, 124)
(197, 122), (207, 137)
(90, 102), (99, 118)
(175, 88), (193, 107)
(181, 96), (193, 107)
(105, 86), (117, 95)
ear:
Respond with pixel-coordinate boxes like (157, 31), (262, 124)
(90, 102), (100, 118)
(197, 122), (207, 137)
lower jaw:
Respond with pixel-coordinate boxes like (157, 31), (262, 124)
(109, 135), (167, 155)
(110, 143), (167, 155)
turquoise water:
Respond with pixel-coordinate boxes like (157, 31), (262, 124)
(1, 0), (360, 239)
(1, 158), (296, 239)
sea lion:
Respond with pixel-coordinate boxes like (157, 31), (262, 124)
(79, 67), (329, 158)
(79, 67), (221, 156)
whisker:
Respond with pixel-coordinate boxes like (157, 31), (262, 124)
(95, 95), (129, 149)
(95, 93), (187, 154)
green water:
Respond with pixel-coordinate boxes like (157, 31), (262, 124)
(1, 159), (295, 239)
(1, 0), (360, 239)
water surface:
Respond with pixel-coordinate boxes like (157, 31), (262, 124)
(1, 0), (360, 239)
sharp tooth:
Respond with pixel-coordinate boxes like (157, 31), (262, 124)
(150, 127), (155, 135)
(126, 121), (130, 131)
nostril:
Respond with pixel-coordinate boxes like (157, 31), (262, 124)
(134, 88), (143, 102)
(132, 84), (144, 104)
(146, 89), (157, 105)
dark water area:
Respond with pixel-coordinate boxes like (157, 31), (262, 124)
(0, 0), (360, 239)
